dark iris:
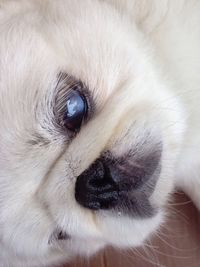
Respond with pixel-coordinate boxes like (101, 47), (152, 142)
(63, 90), (87, 132)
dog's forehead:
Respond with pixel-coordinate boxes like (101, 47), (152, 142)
(0, 9), (57, 97)
(40, 0), (136, 106)
(0, 0), (136, 109)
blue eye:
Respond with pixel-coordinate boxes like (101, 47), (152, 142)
(63, 90), (87, 132)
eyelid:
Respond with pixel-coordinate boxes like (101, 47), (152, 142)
(52, 72), (94, 136)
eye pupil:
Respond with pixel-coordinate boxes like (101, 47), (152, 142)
(64, 90), (87, 131)
(66, 98), (79, 117)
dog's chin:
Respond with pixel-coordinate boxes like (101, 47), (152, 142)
(52, 210), (163, 260)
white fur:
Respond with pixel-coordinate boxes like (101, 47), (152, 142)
(0, 0), (199, 266)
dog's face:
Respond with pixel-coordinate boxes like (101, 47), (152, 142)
(0, 0), (186, 265)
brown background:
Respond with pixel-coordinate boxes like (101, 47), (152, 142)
(63, 192), (200, 267)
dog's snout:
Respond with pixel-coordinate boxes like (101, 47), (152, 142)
(75, 149), (161, 212)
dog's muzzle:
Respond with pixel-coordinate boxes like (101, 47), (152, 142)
(75, 150), (161, 216)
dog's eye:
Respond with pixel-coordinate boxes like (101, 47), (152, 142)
(63, 90), (87, 132)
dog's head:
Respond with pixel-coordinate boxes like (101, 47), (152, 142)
(0, 0), (185, 265)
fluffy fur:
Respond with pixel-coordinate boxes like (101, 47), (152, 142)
(0, 0), (199, 266)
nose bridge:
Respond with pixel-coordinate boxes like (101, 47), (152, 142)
(65, 82), (135, 177)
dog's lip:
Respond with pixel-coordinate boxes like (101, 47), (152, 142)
(48, 229), (71, 244)
(57, 230), (71, 241)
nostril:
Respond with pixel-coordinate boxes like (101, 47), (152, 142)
(85, 160), (105, 181)
(88, 178), (115, 190)
(91, 160), (105, 178)
(75, 159), (119, 210)
(88, 162), (115, 189)
(85, 160), (113, 189)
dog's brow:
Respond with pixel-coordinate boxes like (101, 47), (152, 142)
(27, 133), (51, 146)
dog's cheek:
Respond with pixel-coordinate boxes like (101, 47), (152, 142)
(0, 197), (54, 259)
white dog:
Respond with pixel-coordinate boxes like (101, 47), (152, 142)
(0, 0), (199, 266)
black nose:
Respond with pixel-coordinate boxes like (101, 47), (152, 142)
(75, 150), (161, 212)
(75, 159), (120, 210)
